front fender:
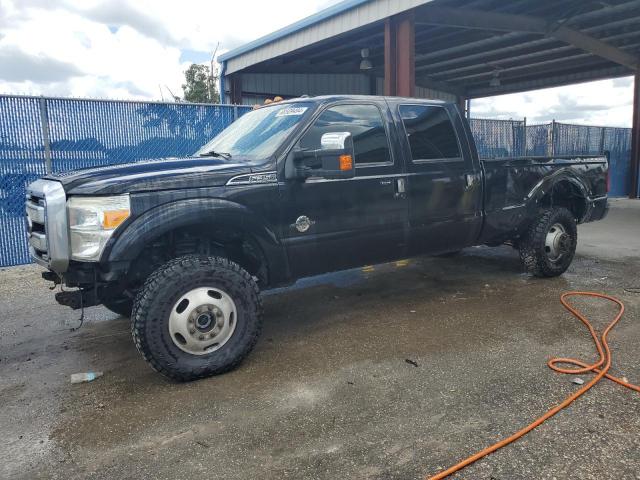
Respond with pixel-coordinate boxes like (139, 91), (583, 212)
(103, 198), (290, 285)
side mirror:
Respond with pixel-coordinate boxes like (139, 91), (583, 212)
(289, 132), (355, 180)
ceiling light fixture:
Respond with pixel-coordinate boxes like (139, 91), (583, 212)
(360, 48), (373, 71)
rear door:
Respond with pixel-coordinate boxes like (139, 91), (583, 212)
(391, 102), (482, 254)
(278, 101), (408, 278)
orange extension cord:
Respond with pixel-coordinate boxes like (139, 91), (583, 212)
(427, 291), (640, 480)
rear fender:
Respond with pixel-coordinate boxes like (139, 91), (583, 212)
(525, 168), (591, 222)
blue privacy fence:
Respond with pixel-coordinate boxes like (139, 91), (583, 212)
(0, 94), (633, 267)
(471, 118), (632, 197)
(0, 95), (251, 267)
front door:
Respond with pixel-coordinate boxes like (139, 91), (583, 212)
(391, 102), (483, 254)
(279, 102), (408, 278)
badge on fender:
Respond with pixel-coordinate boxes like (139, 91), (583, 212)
(293, 215), (314, 233)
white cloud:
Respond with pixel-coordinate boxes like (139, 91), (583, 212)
(471, 77), (634, 128)
(0, 0), (634, 128)
(0, 0), (340, 99)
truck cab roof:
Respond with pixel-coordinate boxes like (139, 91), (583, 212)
(276, 94), (451, 106)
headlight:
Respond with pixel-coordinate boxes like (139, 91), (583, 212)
(67, 195), (130, 261)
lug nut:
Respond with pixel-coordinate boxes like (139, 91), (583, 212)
(199, 335), (205, 340)
(189, 328), (196, 334)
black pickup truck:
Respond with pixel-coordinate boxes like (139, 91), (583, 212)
(26, 95), (608, 381)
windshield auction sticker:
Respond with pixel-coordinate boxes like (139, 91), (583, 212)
(275, 106), (308, 117)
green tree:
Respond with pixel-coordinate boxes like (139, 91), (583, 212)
(181, 63), (219, 103)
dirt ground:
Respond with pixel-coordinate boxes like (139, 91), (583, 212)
(1, 199), (639, 480)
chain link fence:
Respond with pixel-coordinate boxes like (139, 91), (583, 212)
(0, 94), (251, 267)
(469, 118), (526, 158)
(525, 123), (554, 157)
(0, 94), (634, 267)
(0, 96), (47, 268)
(472, 118), (631, 198)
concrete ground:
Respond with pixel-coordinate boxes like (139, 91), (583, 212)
(1, 199), (639, 480)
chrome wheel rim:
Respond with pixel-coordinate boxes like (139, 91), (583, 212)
(544, 223), (571, 262)
(168, 287), (237, 355)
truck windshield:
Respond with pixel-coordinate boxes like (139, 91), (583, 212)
(196, 102), (313, 161)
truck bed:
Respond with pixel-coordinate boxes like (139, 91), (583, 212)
(478, 154), (608, 244)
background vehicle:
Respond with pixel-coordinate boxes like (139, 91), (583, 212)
(26, 95), (608, 381)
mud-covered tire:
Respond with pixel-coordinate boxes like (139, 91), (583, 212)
(519, 207), (577, 277)
(131, 255), (263, 381)
(102, 297), (133, 318)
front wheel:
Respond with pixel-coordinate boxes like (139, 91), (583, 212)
(519, 207), (577, 277)
(131, 255), (263, 381)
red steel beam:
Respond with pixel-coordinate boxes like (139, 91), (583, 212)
(384, 12), (415, 97)
(396, 12), (415, 97)
(384, 18), (397, 96)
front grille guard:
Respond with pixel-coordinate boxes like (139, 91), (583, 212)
(25, 179), (69, 273)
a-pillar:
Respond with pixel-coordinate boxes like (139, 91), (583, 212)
(384, 11), (415, 97)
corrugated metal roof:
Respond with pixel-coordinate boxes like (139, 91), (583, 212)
(218, 0), (372, 62)
(220, 0), (640, 101)
(221, 0), (434, 75)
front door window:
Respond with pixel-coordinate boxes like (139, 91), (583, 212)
(298, 104), (392, 166)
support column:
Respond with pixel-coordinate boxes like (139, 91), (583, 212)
(384, 19), (396, 96)
(38, 97), (52, 174)
(229, 74), (243, 105)
(384, 12), (415, 97)
(456, 96), (468, 117)
(630, 73), (640, 199)
(369, 74), (377, 95)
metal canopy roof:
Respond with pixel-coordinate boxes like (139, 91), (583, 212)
(221, 0), (640, 99)
(218, 0), (371, 63)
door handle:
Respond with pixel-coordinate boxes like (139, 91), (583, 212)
(465, 173), (479, 188)
(394, 178), (406, 199)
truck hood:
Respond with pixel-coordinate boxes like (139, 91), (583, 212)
(47, 157), (254, 195)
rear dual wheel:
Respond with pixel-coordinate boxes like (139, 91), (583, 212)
(131, 255), (262, 381)
(519, 207), (577, 277)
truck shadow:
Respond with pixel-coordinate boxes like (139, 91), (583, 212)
(262, 246), (525, 333)
(66, 245), (528, 382)
(72, 245), (528, 363)
(46, 244), (581, 471)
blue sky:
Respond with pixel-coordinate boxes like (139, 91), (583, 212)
(0, 0), (633, 127)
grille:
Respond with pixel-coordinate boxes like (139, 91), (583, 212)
(24, 179), (69, 272)
(26, 193), (48, 263)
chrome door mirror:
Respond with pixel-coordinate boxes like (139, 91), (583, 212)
(288, 132), (355, 180)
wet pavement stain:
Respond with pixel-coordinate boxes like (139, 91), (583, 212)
(1, 199), (639, 480)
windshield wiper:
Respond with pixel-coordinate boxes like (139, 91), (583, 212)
(199, 150), (232, 159)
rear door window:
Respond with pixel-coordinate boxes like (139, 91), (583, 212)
(399, 105), (461, 161)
